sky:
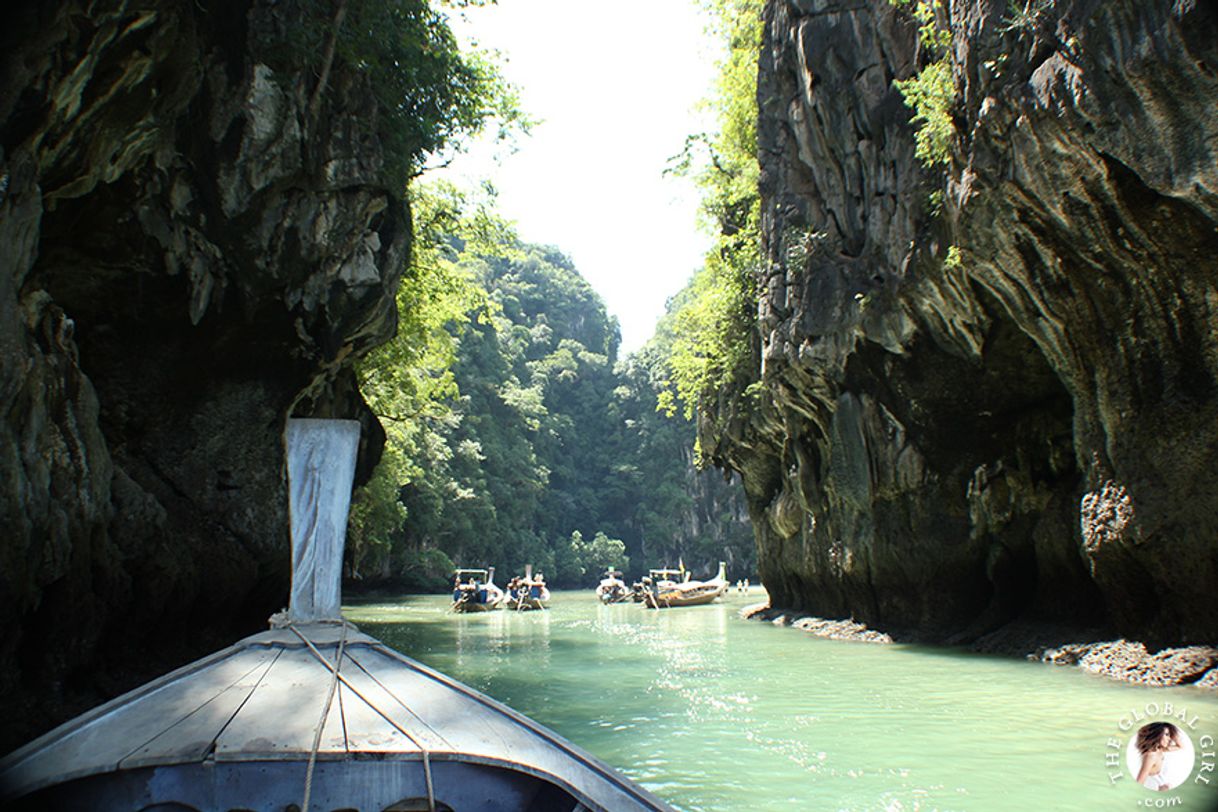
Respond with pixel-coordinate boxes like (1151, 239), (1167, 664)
(433, 0), (721, 355)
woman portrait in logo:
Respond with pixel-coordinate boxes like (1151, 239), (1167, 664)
(1134, 722), (1185, 791)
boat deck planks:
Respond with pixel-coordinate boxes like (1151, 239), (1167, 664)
(318, 662), (350, 753)
(333, 654), (443, 753)
(215, 641), (355, 758)
(1, 642), (281, 793)
(349, 645), (654, 810)
(0, 623), (672, 811)
(118, 647), (281, 770)
(349, 646), (521, 756)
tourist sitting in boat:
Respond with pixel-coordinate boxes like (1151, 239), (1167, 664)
(630, 577), (652, 602)
(596, 569), (630, 603)
(454, 577), (479, 603)
(506, 569), (550, 610)
(451, 568), (504, 612)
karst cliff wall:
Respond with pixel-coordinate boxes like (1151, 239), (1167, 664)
(0, 0), (404, 752)
(709, 0), (1218, 654)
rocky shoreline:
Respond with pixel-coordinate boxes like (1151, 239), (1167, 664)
(741, 604), (1218, 689)
(1030, 641), (1218, 689)
(741, 603), (894, 644)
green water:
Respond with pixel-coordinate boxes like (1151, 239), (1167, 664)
(344, 590), (1218, 812)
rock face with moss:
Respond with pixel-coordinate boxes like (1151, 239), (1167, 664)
(715, 0), (1218, 657)
(0, 0), (405, 751)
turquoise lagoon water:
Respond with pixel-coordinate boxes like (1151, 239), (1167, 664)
(343, 590), (1218, 812)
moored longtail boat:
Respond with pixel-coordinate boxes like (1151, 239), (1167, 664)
(451, 567), (505, 612)
(645, 562), (729, 609)
(0, 419), (673, 812)
(595, 569), (629, 604)
(631, 567), (684, 602)
(506, 564), (550, 611)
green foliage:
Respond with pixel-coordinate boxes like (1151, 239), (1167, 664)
(894, 56), (954, 168)
(330, 0), (758, 590)
(348, 182), (497, 580)
(350, 182), (622, 587)
(662, 0), (763, 420)
(612, 330), (756, 572)
(359, 185), (491, 426)
(890, 0), (951, 50)
(349, 182), (757, 589)
(890, 0), (955, 168)
(944, 244), (964, 270)
(586, 532), (630, 575)
(346, 445), (408, 576)
(394, 548), (458, 591)
(663, 248), (759, 421)
(558, 531), (630, 584)
(268, 0), (529, 191)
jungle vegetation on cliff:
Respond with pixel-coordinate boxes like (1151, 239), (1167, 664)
(661, 0), (763, 425)
(350, 184), (753, 589)
(342, 0), (761, 591)
(269, 0), (528, 188)
(890, 0), (954, 167)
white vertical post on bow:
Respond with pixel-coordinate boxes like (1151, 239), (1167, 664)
(285, 418), (361, 623)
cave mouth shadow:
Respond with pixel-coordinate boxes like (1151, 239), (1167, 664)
(838, 286), (1108, 638)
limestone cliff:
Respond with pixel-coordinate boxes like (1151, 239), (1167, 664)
(0, 0), (405, 752)
(711, 0), (1218, 658)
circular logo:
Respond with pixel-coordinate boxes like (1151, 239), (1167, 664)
(1125, 722), (1196, 791)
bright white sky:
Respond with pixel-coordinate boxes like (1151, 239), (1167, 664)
(433, 0), (721, 355)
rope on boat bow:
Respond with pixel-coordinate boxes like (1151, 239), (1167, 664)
(291, 623), (437, 812)
(300, 621), (347, 812)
